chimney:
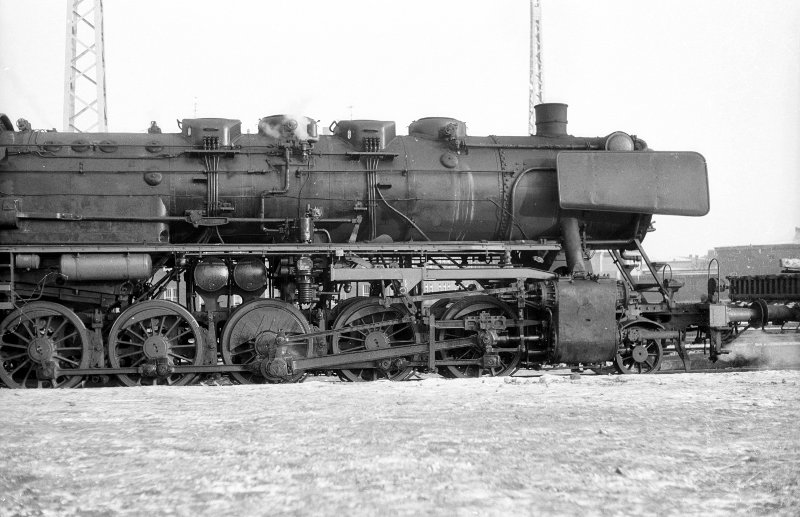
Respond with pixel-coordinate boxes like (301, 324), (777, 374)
(534, 103), (568, 137)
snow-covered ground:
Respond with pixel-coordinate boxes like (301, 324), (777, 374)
(1, 370), (798, 516)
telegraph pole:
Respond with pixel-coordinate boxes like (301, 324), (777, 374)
(63, 0), (108, 132)
(528, 0), (543, 135)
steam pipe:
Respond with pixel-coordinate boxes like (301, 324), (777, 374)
(259, 147), (296, 221)
(260, 146), (293, 215)
(560, 216), (586, 276)
(502, 167), (552, 239)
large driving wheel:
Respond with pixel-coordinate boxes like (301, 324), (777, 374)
(614, 322), (664, 374)
(108, 300), (204, 386)
(221, 299), (313, 384)
(436, 295), (521, 378)
(327, 296), (368, 329)
(0, 302), (90, 388)
(331, 298), (419, 382)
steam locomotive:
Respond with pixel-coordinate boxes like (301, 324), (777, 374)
(0, 103), (794, 388)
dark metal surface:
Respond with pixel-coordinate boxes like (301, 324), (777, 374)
(0, 115), (662, 246)
(556, 151), (709, 216)
(551, 279), (618, 364)
(0, 104), (735, 387)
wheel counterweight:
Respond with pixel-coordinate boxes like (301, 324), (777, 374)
(221, 299), (313, 384)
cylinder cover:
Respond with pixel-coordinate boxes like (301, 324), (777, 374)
(551, 279), (618, 364)
(233, 258), (267, 292)
(194, 258), (229, 292)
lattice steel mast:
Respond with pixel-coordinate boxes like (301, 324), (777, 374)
(528, 0), (543, 135)
(63, 0), (108, 132)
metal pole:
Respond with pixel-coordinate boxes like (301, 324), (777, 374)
(63, 0), (108, 132)
(528, 0), (543, 135)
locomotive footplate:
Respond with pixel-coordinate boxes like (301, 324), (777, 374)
(0, 241), (561, 256)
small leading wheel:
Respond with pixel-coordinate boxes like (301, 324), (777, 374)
(614, 324), (664, 374)
(331, 298), (419, 382)
(220, 299), (313, 384)
(0, 301), (90, 388)
(436, 295), (522, 378)
(108, 300), (204, 386)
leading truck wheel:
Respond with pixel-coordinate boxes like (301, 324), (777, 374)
(614, 323), (664, 374)
(221, 299), (313, 384)
(0, 301), (90, 388)
(108, 300), (204, 386)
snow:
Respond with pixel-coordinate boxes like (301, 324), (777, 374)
(1, 371), (798, 516)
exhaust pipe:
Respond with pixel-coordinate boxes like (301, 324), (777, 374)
(534, 103), (568, 137)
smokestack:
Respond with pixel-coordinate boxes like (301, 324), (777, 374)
(534, 103), (568, 137)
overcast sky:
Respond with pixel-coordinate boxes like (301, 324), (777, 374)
(1, 0), (798, 260)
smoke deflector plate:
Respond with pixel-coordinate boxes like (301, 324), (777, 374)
(556, 151), (709, 216)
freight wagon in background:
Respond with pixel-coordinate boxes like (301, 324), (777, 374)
(0, 104), (797, 388)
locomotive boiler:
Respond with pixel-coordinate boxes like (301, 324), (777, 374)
(0, 103), (753, 389)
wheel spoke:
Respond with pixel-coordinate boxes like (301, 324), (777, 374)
(233, 351), (257, 364)
(387, 325), (410, 339)
(50, 318), (68, 338)
(10, 358), (32, 375)
(52, 330), (78, 345)
(52, 354), (79, 367)
(388, 339), (415, 347)
(20, 321), (35, 339)
(55, 346), (83, 352)
(117, 339), (145, 347)
(137, 321), (151, 337)
(1, 342), (29, 350)
(170, 343), (197, 350)
(157, 315), (167, 335)
(11, 329), (30, 342)
(116, 350), (143, 360)
(168, 351), (193, 363)
(21, 362), (33, 384)
(125, 327), (148, 343)
(166, 329), (193, 343)
(230, 340), (255, 353)
(164, 316), (181, 336)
